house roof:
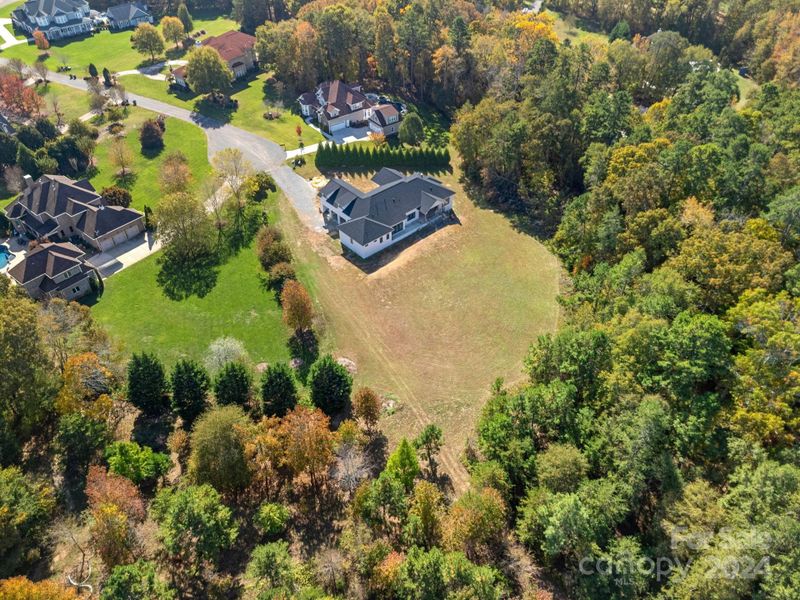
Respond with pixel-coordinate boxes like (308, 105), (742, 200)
(370, 104), (400, 127)
(16, 0), (85, 18)
(4, 174), (143, 240)
(321, 171), (454, 245)
(202, 30), (256, 62)
(298, 81), (372, 119)
(105, 1), (149, 22)
(8, 241), (84, 285)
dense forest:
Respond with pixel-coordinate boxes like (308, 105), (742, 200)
(3, 0), (800, 598)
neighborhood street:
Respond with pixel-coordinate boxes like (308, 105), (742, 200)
(1, 62), (325, 231)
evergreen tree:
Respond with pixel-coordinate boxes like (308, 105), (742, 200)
(308, 354), (352, 416)
(127, 353), (167, 415)
(260, 363), (298, 417)
(170, 360), (210, 426)
(177, 3), (193, 33)
(385, 438), (420, 491)
(88, 63), (98, 78)
(214, 361), (252, 409)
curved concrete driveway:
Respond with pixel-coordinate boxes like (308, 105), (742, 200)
(5, 64), (324, 231)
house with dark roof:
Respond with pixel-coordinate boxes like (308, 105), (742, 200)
(369, 104), (401, 136)
(11, 0), (93, 40)
(3, 175), (145, 251)
(105, 2), (151, 30)
(319, 168), (455, 258)
(298, 81), (374, 134)
(8, 241), (97, 300)
(172, 30), (257, 87)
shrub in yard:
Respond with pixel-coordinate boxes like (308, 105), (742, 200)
(259, 240), (293, 271)
(139, 118), (164, 151)
(56, 412), (109, 481)
(308, 354), (352, 416)
(259, 362), (298, 417)
(188, 406), (250, 493)
(214, 361), (253, 409)
(105, 441), (171, 487)
(245, 171), (277, 202)
(101, 185), (132, 208)
(101, 560), (176, 600)
(254, 502), (290, 537)
(268, 261), (296, 294)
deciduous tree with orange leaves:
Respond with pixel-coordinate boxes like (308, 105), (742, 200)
(281, 279), (314, 332)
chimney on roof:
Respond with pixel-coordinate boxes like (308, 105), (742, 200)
(23, 174), (33, 189)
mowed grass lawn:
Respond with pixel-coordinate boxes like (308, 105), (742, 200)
(122, 72), (324, 149)
(37, 82), (91, 122)
(1, 11), (236, 74)
(278, 159), (561, 489)
(89, 108), (211, 211)
(91, 238), (292, 367)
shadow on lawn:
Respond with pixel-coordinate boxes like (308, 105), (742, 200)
(156, 250), (219, 300)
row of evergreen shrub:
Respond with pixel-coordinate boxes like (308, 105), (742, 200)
(315, 142), (450, 170)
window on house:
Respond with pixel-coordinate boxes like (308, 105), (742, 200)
(71, 286), (81, 294)
(392, 222), (404, 235)
(406, 211), (417, 222)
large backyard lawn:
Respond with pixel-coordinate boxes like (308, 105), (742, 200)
(90, 238), (291, 367)
(279, 160), (562, 490)
(121, 72), (324, 149)
(1, 11), (236, 74)
(88, 108), (211, 211)
(37, 82), (91, 122)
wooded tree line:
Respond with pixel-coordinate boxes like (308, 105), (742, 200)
(548, 0), (799, 86)
(458, 13), (800, 600)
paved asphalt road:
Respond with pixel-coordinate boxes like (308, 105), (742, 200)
(0, 58), (324, 230)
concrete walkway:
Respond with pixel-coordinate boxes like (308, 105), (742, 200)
(0, 17), (27, 50)
(286, 119), (372, 159)
(3, 63), (325, 232)
(116, 60), (187, 81)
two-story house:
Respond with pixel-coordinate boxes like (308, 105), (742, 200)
(298, 81), (373, 134)
(11, 0), (93, 40)
(319, 168), (455, 259)
(172, 30), (257, 87)
(368, 104), (402, 137)
(8, 241), (97, 300)
(105, 2), (152, 30)
(4, 175), (145, 251)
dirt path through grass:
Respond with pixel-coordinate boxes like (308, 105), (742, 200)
(282, 168), (562, 492)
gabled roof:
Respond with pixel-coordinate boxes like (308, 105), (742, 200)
(370, 104), (400, 127)
(106, 1), (149, 22)
(321, 172), (454, 246)
(4, 174), (144, 239)
(202, 30), (256, 62)
(16, 0), (86, 18)
(301, 81), (372, 119)
(8, 241), (84, 285)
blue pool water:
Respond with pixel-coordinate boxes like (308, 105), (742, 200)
(0, 249), (12, 269)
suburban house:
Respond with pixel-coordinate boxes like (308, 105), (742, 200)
(4, 175), (145, 251)
(105, 2), (151, 30)
(172, 30), (257, 87)
(369, 103), (401, 136)
(319, 168), (455, 259)
(8, 241), (97, 300)
(11, 0), (93, 40)
(298, 81), (403, 135)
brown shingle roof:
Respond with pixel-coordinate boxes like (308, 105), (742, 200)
(8, 241), (85, 284)
(201, 30), (255, 63)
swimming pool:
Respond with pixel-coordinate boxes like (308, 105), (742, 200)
(0, 247), (13, 269)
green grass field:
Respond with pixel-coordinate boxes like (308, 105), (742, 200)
(88, 108), (211, 211)
(90, 236), (291, 368)
(37, 82), (91, 122)
(121, 72), (324, 149)
(1, 12), (236, 74)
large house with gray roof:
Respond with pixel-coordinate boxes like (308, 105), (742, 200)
(105, 2), (151, 30)
(8, 241), (97, 300)
(11, 0), (93, 40)
(4, 175), (144, 251)
(298, 81), (403, 135)
(319, 168), (454, 259)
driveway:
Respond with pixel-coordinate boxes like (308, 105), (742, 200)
(2, 64), (326, 232)
(86, 231), (161, 278)
(0, 17), (26, 50)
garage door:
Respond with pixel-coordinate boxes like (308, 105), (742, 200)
(112, 231), (128, 246)
(99, 238), (114, 251)
(329, 121), (346, 132)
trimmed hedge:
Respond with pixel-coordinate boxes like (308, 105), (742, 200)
(315, 142), (449, 170)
